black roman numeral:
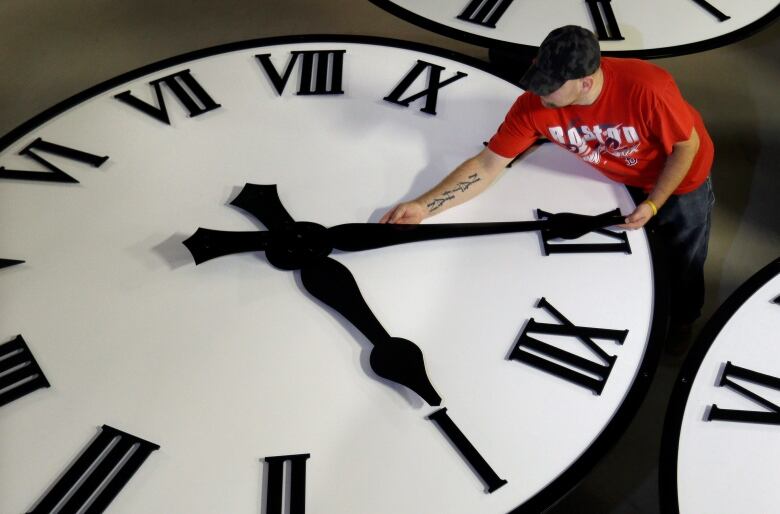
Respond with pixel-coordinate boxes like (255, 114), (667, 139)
(263, 453), (310, 514)
(509, 297), (628, 394)
(428, 408), (507, 493)
(0, 335), (49, 408)
(457, 0), (515, 28)
(537, 208), (631, 255)
(256, 50), (346, 96)
(0, 138), (108, 183)
(383, 60), (468, 116)
(707, 361), (780, 425)
(114, 69), (221, 125)
(691, 0), (730, 21)
(585, 0), (625, 41)
(29, 425), (159, 513)
(0, 259), (24, 269)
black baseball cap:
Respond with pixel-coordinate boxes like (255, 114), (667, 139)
(518, 26), (601, 96)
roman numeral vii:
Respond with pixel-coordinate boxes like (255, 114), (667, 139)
(114, 69), (221, 125)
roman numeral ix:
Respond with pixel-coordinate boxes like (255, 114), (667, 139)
(0, 138), (108, 183)
(707, 361), (780, 425)
(0, 335), (49, 408)
(537, 208), (631, 255)
(384, 60), (468, 116)
(29, 425), (159, 513)
(457, 0), (515, 28)
(509, 297), (628, 394)
(257, 50), (346, 96)
(114, 69), (221, 125)
(263, 453), (310, 514)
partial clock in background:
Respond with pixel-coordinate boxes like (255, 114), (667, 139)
(660, 257), (780, 514)
(369, 0), (780, 58)
(1, 35), (664, 513)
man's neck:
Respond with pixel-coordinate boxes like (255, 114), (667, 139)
(575, 68), (604, 106)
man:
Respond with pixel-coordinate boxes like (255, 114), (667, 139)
(380, 25), (715, 330)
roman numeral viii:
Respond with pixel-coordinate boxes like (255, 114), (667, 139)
(0, 138), (108, 183)
(538, 208), (631, 255)
(457, 0), (515, 28)
(707, 361), (780, 425)
(0, 335), (49, 408)
(29, 425), (159, 513)
(257, 50), (346, 95)
(509, 297), (628, 394)
(263, 453), (310, 514)
(114, 69), (221, 125)
(384, 60), (468, 115)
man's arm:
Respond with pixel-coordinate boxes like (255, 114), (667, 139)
(622, 127), (700, 229)
(380, 147), (514, 224)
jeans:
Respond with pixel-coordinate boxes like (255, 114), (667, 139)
(628, 176), (715, 323)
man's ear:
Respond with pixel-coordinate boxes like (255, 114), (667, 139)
(581, 76), (595, 92)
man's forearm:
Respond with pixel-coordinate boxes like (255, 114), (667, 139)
(416, 160), (491, 215)
(414, 150), (509, 218)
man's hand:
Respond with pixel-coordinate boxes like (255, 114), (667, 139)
(380, 200), (428, 224)
(620, 201), (654, 230)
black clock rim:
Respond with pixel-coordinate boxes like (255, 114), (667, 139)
(368, 0), (780, 59)
(658, 256), (780, 514)
(0, 34), (668, 513)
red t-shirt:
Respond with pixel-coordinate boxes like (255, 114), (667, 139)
(488, 58), (713, 194)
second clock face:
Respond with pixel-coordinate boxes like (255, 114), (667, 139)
(0, 36), (661, 513)
(370, 0), (780, 57)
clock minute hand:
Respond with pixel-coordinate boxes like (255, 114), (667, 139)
(326, 210), (625, 252)
(300, 256), (442, 407)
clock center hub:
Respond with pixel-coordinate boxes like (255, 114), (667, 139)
(266, 221), (332, 270)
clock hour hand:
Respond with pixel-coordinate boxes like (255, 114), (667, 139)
(326, 209), (624, 252)
(300, 256), (442, 406)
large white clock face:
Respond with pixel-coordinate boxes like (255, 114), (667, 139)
(370, 0), (780, 57)
(0, 36), (663, 513)
(661, 258), (780, 514)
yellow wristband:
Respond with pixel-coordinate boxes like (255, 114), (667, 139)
(644, 199), (658, 216)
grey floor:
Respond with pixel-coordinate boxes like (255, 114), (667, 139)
(1, 1), (778, 512)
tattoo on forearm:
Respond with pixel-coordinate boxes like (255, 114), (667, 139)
(426, 174), (481, 212)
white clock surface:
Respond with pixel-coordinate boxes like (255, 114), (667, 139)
(370, 0), (780, 57)
(0, 36), (662, 513)
(662, 258), (780, 514)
